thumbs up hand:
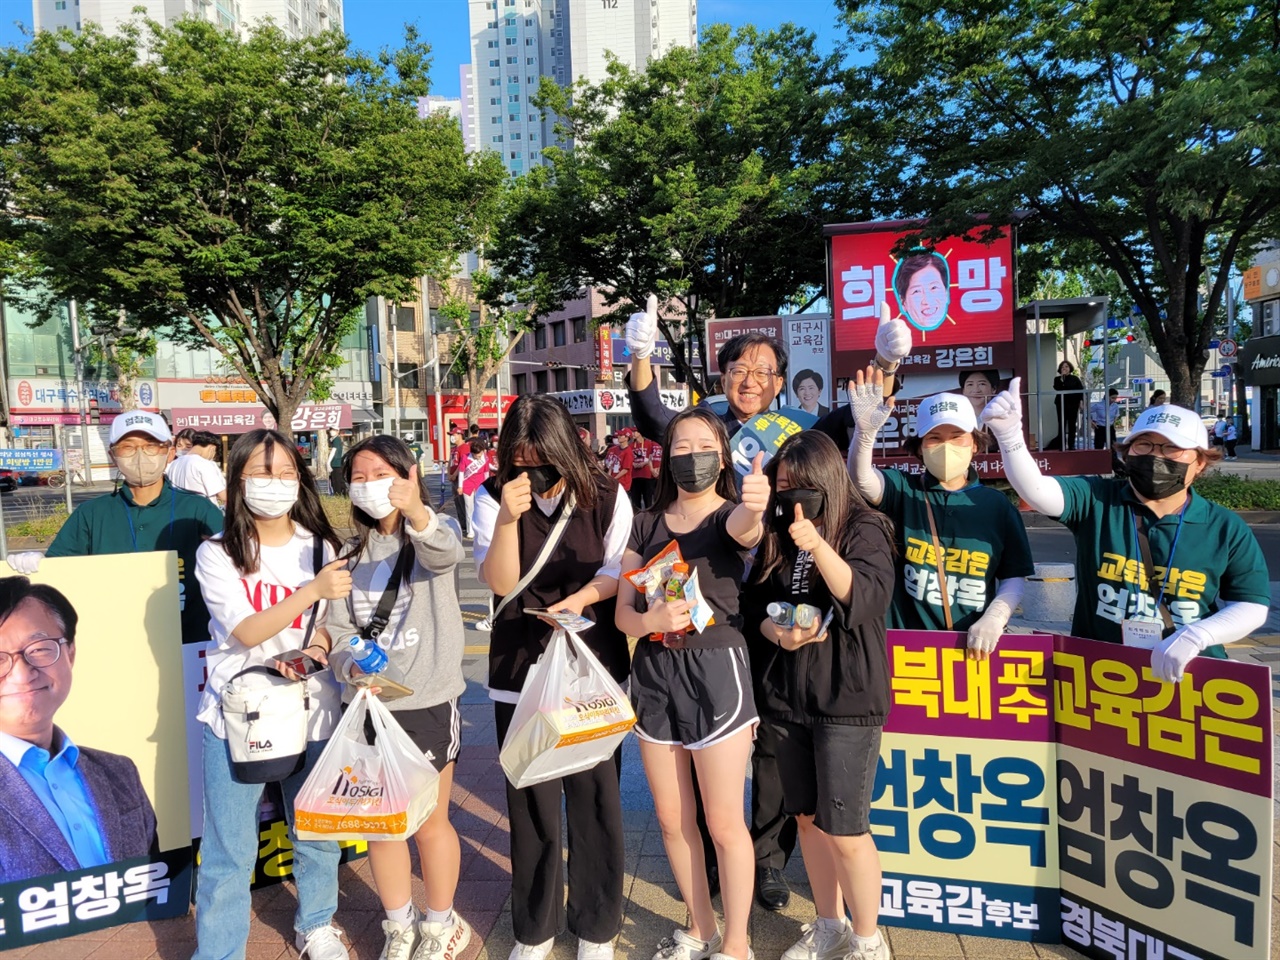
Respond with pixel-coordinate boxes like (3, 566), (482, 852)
(739, 451), (771, 515)
(389, 463), (431, 526)
(626, 293), (659, 360)
(981, 376), (1024, 446)
(788, 501), (823, 554)
(873, 300), (912, 367)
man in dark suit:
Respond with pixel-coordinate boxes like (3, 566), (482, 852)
(0, 577), (157, 883)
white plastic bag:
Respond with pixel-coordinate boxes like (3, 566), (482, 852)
(500, 628), (636, 789)
(293, 688), (440, 842)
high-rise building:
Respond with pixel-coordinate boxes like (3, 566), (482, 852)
(31, 0), (342, 39)
(466, 0), (696, 174)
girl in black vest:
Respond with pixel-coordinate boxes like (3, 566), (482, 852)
(745, 431), (896, 960)
(472, 395), (634, 960)
(616, 407), (770, 960)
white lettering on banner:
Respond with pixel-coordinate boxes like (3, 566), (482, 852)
(1250, 354), (1280, 370)
(18, 863), (171, 932)
(841, 264), (889, 321)
(957, 258), (1008, 313)
(880, 879), (1039, 931)
(551, 389), (688, 416)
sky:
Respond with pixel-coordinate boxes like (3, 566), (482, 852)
(0, 0), (848, 98)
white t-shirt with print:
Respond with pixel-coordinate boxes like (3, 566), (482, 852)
(165, 454), (227, 503)
(195, 528), (341, 741)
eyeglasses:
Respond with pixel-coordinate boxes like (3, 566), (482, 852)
(0, 638), (69, 680)
(1129, 439), (1197, 460)
(724, 366), (779, 386)
(245, 471), (300, 484)
(112, 442), (169, 457)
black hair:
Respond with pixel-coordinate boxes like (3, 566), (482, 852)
(752, 431), (893, 584)
(717, 333), (788, 382)
(959, 369), (1000, 391)
(0, 577), (79, 645)
(1057, 360), (1075, 374)
(1108, 388), (1119, 398)
(492, 395), (605, 509)
(342, 435), (435, 583)
(189, 430), (219, 449)
(649, 407), (739, 513)
(469, 438), (487, 455)
(792, 368), (823, 393)
(894, 251), (950, 304)
(219, 428), (342, 575)
(174, 427), (197, 445)
(467, 423), (479, 436)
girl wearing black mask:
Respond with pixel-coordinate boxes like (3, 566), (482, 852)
(616, 407), (769, 960)
(982, 384), (1269, 685)
(472, 395), (633, 960)
(745, 430), (896, 960)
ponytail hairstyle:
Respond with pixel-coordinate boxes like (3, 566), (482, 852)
(343, 434), (434, 582)
(492, 395), (606, 509)
(220, 428), (342, 574)
(751, 430), (894, 583)
(648, 407), (738, 513)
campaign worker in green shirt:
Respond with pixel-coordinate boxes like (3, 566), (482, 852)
(982, 381), (1270, 682)
(6, 411), (224, 645)
(848, 369), (1034, 659)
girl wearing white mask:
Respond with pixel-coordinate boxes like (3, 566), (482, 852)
(193, 429), (352, 960)
(324, 435), (471, 960)
(847, 369), (1033, 660)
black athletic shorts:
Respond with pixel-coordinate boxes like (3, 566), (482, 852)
(631, 643), (757, 749)
(359, 698), (461, 773)
(768, 718), (881, 836)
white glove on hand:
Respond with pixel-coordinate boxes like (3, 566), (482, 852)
(980, 376), (1024, 446)
(625, 293), (658, 361)
(6, 552), (43, 575)
(850, 376), (893, 437)
(967, 598), (1012, 660)
(873, 301), (912, 366)
(1151, 622), (1212, 684)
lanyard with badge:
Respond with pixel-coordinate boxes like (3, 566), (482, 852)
(122, 487), (178, 552)
(1122, 505), (1186, 648)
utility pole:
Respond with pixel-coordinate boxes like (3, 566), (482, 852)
(69, 300), (88, 507)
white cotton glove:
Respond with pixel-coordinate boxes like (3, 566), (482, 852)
(625, 293), (659, 361)
(1151, 622), (1213, 684)
(980, 376), (1024, 448)
(873, 300), (912, 367)
(967, 597), (1013, 660)
(850, 374), (893, 437)
(5, 552), (43, 575)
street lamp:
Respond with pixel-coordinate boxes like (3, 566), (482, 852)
(375, 354), (431, 438)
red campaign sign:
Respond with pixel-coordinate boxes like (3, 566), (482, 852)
(596, 325), (613, 379)
(705, 316), (785, 374)
(829, 226), (1015, 378)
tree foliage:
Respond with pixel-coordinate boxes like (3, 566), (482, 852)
(0, 18), (489, 433)
(487, 23), (847, 394)
(841, 0), (1280, 406)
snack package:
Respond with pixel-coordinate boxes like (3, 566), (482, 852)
(623, 539), (684, 601)
(683, 568), (714, 634)
(622, 540), (715, 642)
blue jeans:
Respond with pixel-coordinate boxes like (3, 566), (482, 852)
(194, 725), (341, 960)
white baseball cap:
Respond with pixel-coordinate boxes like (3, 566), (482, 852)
(1126, 404), (1209, 450)
(914, 392), (977, 438)
(108, 410), (172, 445)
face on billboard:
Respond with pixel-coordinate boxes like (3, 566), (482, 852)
(895, 254), (951, 332)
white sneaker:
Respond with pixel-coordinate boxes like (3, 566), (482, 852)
(414, 915), (472, 960)
(509, 938), (554, 960)
(379, 916), (420, 960)
(783, 919), (851, 960)
(708, 952), (753, 960)
(845, 931), (892, 960)
(475, 616), (493, 632)
(296, 925), (350, 960)
(578, 939), (615, 960)
(653, 928), (722, 960)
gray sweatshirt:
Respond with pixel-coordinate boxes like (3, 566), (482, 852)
(326, 511), (468, 711)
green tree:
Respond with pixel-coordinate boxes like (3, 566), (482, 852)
(488, 23), (846, 394)
(0, 19), (485, 435)
(842, 0), (1280, 407)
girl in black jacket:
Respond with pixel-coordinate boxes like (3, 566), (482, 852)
(746, 431), (896, 960)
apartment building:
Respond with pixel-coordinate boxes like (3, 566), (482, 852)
(32, 0), (342, 39)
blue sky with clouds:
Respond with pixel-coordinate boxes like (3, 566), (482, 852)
(0, 0), (846, 97)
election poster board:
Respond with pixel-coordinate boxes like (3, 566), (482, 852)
(873, 630), (1274, 959)
(704, 316), (785, 375)
(0, 554), (191, 947)
(785, 316), (834, 417)
(729, 408), (818, 478)
(827, 222), (1016, 379)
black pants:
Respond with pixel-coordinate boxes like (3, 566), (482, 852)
(1093, 425), (1112, 451)
(495, 702), (624, 944)
(629, 478), (655, 512)
(329, 469), (346, 496)
(1225, 439), (1238, 457)
(453, 491), (469, 536)
(1056, 404), (1079, 450)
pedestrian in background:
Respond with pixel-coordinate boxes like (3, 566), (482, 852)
(166, 429), (227, 506)
(1089, 387), (1121, 450)
(1052, 361), (1084, 450)
(328, 430), (346, 496)
(1224, 419), (1239, 460)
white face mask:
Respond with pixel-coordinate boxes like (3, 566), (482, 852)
(242, 478), (300, 518)
(921, 442), (973, 484)
(349, 477), (396, 520)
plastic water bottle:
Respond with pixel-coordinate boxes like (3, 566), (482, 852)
(346, 636), (408, 686)
(767, 602), (795, 627)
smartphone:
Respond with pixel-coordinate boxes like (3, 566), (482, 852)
(524, 608), (596, 632)
(276, 649), (326, 678)
(351, 673), (414, 702)
(816, 607), (835, 641)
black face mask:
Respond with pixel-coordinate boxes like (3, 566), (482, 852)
(668, 452), (721, 494)
(521, 464), (562, 496)
(1126, 454), (1189, 501)
(773, 488), (825, 530)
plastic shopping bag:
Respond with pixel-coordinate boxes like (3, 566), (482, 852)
(500, 628), (636, 789)
(293, 688), (440, 842)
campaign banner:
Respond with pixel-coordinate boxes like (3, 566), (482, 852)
(875, 451), (1115, 481)
(705, 316), (785, 375)
(729, 407), (818, 477)
(171, 404), (352, 435)
(785, 317), (833, 417)
(828, 224), (1015, 378)
(0, 449), (60, 472)
(0, 554), (192, 947)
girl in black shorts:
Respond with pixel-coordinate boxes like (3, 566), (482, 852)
(616, 407), (770, 960)
(745, 431), (896, 960)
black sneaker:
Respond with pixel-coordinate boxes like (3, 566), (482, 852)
(755, 866), (789, 911)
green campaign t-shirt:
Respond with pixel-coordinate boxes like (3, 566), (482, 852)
(879, 466), (1035, 631)
(46, 480), (224, 645)
(328, 436), (344, 471)
(1055, 476), (1270, 654)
